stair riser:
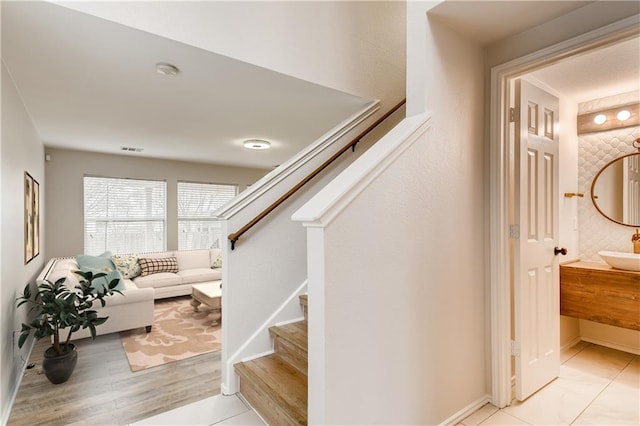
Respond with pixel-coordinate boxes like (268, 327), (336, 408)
(274, 337), (308, 376)
(239, 375), (302, 425)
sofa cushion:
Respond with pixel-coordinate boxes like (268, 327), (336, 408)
(138, 256), (178, 276)
(176, 249), (211, 271)
(98, 280), (154, 306)
(111, 254), (141, 279)
(137, 251), (175, 259)
(177, 268), (222, 284)
(133, 272), (182, 289)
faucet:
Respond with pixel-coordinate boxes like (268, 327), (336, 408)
(632, 229), (640, 254)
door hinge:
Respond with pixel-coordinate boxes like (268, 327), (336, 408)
(509, 224), (520, 239)
(511, 340), (521, 357)
(509, 107), (519, 123)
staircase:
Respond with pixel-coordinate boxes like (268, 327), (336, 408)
(235, 294), (309, 425)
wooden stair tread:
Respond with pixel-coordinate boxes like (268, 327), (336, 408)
(299, 294), (308, 306)
(269, 321), (308, 351)
(235, 355), (307, 425)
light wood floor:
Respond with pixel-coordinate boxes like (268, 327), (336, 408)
(8, 332), (221, 425)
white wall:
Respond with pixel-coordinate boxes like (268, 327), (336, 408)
(55, 1), (406, 107)
(44, 147), (269, 258)
(1, 62), (46, 423)
(294, 7), (486, 423)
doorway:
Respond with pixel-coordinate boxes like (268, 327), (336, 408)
(489, 16), (640, 408)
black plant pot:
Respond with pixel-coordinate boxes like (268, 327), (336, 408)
(42, 344), (78, 384)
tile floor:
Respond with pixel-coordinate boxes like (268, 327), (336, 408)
(132, 341), (637, 426)
(130, 394), (265, 426)
(460, 341), (640, 425)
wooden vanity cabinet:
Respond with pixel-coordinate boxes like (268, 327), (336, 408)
(560, 261), (640, 331)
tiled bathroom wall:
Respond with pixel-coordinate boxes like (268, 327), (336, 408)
(578, 90), (640, 261)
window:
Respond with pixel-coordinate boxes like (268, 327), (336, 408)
(84, 177), (166, 255)
(178, 181), (238, 250)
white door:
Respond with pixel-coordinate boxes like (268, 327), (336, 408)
(513, 79), (561, 401)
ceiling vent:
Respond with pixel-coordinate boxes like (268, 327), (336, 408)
(120, 146), (144, 153)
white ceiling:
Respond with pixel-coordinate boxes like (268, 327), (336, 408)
(1, 1), (372, 169)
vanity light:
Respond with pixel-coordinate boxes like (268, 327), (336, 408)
(617, 110), (632, 121)
(243, 139), (271, 150)
(593, 114), (607, 125)
(578, 102), (640, 134)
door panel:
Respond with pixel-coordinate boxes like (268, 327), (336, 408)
(514, 79), (560, 401)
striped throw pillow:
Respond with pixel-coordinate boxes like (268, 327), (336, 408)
(138, 257), (178, 277)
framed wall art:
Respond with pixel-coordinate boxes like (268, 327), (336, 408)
(24, 172), (39, 264)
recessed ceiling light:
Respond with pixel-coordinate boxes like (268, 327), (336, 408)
(243, 139), (271, 150)
(593, 114), (607, 125)
(156, 63), (180, 77)
(617, 110), (631, 121)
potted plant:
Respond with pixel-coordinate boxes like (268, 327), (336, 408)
(16, 270), (122, 384)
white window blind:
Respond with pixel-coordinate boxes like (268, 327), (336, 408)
(178, 181), (238, 250)
(84, 177), (166, 255)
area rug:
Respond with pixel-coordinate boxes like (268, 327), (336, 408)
(120, 296), (221, 371)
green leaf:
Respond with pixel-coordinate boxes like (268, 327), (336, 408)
(18, 332), (29, 349)
(92, 317), (108, 326)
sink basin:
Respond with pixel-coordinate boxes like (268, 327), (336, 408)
(598, 251), (640, 271)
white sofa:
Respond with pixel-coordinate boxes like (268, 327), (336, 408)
(36, 249), (222, 340)
(130, 249), (222, 299)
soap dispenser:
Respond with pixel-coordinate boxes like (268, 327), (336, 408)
(632, 229), (640, 254)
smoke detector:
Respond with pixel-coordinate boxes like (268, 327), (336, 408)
(156, 63), (180, 77)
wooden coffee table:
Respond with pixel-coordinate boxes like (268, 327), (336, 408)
(191, 281), (222, 325)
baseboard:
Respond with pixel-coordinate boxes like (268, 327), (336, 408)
(2, 335), (35, 425)
(581, 336), (640, 355)
(561, 336), (583, 352)
(439, 394), (492, 426)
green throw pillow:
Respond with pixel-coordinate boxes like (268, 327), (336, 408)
(76, 251), (114, 270)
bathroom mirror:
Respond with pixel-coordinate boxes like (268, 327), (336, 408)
(591, 152), (640, 227)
